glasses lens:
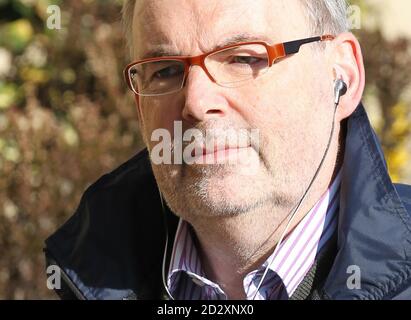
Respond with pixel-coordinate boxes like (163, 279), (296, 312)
(205, 44), (270, 87)
(129, 60), (185, 96)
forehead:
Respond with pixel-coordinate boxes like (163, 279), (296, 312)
(132, 0), (308, 59)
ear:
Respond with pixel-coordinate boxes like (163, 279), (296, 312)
(332, 32), (365, 122)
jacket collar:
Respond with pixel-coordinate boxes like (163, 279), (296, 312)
(321, 103), (411, 299)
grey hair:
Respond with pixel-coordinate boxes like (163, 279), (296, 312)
(122, 0), (350, 57)
(122, 0), (136, 58)
(301, 0), (350, 35)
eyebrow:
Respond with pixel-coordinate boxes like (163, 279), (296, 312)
(141, 46), (180, 60)
(140, 33), (274, 60)
(215, 33), (274, 49)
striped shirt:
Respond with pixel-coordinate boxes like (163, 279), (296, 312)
(167, 170), (341, 300)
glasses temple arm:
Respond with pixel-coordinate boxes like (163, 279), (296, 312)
(283, 35), (334, 55)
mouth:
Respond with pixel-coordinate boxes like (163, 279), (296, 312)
(201, 145), (251, 156)
(189, 144), (254, 163)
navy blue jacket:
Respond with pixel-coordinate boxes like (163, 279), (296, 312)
(44, 104), (411, 300)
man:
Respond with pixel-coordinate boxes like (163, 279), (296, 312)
(44, 0), (411, 300)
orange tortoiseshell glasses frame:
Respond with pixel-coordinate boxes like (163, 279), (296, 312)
(124, 35), (335, 96)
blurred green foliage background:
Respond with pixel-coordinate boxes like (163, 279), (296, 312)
(0, 0), (410, 299)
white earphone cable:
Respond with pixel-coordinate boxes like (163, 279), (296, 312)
(250, 100), (339, 299)
(159, 192), (175, 300)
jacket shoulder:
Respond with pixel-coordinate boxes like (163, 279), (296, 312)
(85, 148), (152, 194)
(44, 148), (167, 300)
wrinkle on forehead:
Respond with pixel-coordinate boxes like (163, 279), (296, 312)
(133, 0), (195, 57)
(133, 0), (308, 58)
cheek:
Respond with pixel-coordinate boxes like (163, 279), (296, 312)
(235, 79), (303, 136)
(253, 66), (328, 130)
(233, 77), (327, 161)
(140, 96), (183, 142)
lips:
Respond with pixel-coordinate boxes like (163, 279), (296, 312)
(202, 145), (250, 155)
(190, 144), (252, 158)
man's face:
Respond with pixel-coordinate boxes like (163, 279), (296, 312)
(132, 0), (335, 220)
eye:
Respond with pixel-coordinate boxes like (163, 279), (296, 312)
(230, 56), (264, 65)
(153, 65), (184, 79)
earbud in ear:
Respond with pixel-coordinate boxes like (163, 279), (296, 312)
(334, 79), (348, 105)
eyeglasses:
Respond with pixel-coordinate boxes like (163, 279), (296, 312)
(124, 35), (335, 97)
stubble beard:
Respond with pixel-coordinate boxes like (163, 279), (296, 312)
(150, 153), (300, 222)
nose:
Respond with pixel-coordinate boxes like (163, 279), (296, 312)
(181, 65), (228, 123)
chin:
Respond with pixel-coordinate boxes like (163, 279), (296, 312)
(176, 167), (273, 217)
(153, 159), (290, 219)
